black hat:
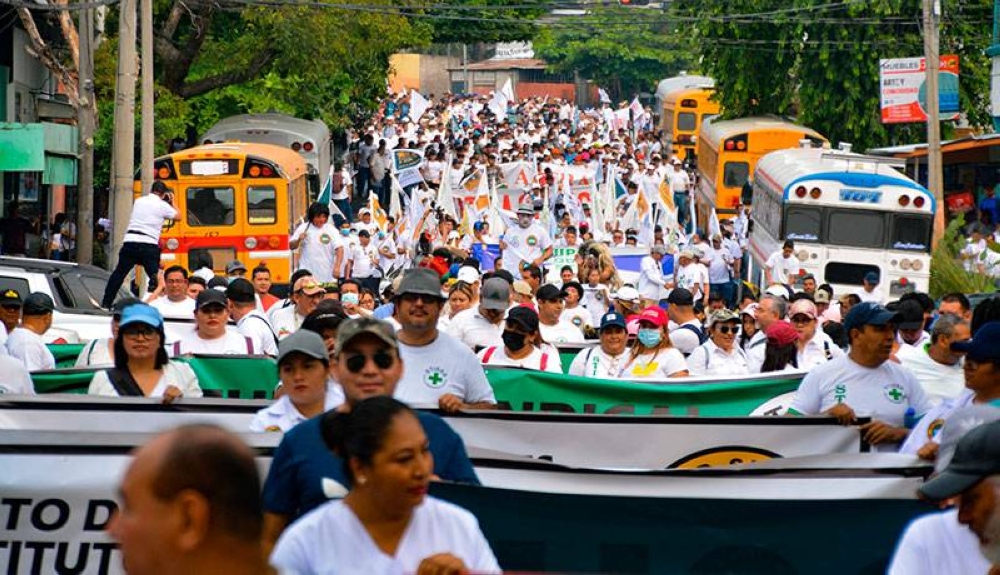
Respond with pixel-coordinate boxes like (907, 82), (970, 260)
(226, 278), (256, 304)
(535, 284), (563, 302)
(111, 297), (144, 316)
(506, 305), (540, 333)
(195, 289), (228, 310)
(0, 289), (22, 306)
(895, 300), (925, 331)
(667, 288), (694, 307)
(22, 292), (54, 315)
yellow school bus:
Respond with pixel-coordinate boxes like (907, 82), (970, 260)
(661, 87), (719, 162)
(134, 142), (309, 284)
(695, 116), (827, 226)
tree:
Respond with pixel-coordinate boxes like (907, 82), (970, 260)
(533, 6), (697, 101)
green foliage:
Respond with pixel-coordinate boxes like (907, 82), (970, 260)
(929, 214), (997, 298)
(534, 7), (698, 101)
(671, 0), (994, 150)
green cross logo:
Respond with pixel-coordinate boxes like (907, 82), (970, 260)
(319, 233), (331, 245)
(424, 367), (447, 389)
(883, 383), (906, 404)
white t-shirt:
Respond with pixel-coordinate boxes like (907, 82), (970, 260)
(123, 194), (177, 245)
(249, 385), (344, 433)
(270, 497), (501, 575)
(0, 355), (34, 394)
(501, 223), (552, 278)
(560, 306), (591, 331)
(620, 347), (688, 379)
(637, 255), (666, 300)
(236, 310), (279, 356)
(377, 236), (397, 271)
(6, 327), (55, 371)
(789, 355), (931, 450)
(87, 361), (203, 398)
(894, 344), (966, 406)
(349, 242), (378, 278)
(674, 263), (703, 296)
(855, 287), (885, 305)
(149, 296), (196, 319)
(444, 307), (505, 350)
(395, 332), (496, 406)
(478, 345), (562, 373)
(888, 509), (991, 575)
(170, 329), (254, 356)
(539, 320), (584, 344)
(75, 338), (114, 367)
(582, 284), (611, 326)
(686, 340), (750, 377)
(568, 346), (627, 379)
(668, 169), (690, 193)
(796, 330), (845, 371)
(765, 251), (798, 285)
(898, 391), (974, 456)
(271, 306), (307, 340)
(292, 222), (343, 283)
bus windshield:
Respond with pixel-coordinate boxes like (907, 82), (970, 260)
(891, 214), (932, 251)
(783, 207), (821, 242)
(827, 210), (884, 249)
(677, 112), (697, 131)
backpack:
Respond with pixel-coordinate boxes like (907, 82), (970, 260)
(483, 346), (549, 371)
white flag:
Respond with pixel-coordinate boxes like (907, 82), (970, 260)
(501, 78), (515, 102)
(409, 89), (430, 122)
(629, 97), (643, 117)
(598, 88), (611, 104)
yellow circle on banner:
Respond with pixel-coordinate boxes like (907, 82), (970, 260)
(668, 446), (781, 469)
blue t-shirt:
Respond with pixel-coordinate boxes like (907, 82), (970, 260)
(980, 196), (1000, 226)
(263, 410), (479, 520)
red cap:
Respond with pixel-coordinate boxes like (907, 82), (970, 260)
(637, 305), (668, 328)
(765, 320), (799, 346)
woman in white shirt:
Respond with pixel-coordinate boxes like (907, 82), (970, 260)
(289, 203), (343, 284)
(88, 304), (202, 402)
(270, 396), (500, 575)
(687, 309), (751, 376)
(619, 306), (689, 379)
(478, 306), (562, 373)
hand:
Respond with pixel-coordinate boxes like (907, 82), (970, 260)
(917, 442), (939, 461)
(438, 393), (465, 413)
(416, 553), (469, 575)
(859, 420), (908, 445)
(161, 385), (183, 405)
(825, 403), (857, 425)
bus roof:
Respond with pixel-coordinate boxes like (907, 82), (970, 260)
(162, 142), (308, 179)
(655, 75), (715, 101)
(755, 147), (932, 202)
(201, 113), (330, 145)
(663, 86), (717, 106)
(700, 116), (826, 146)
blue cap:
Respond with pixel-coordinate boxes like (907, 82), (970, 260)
(599, 311), (627, 330)
(119, 303), (164, 329)
(951, 321), (1000, 362)
(843, 302), (900, 333)
(864, 271), (880, 284)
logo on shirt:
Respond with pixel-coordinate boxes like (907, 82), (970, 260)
(507, 236), (520, 248)
(526, 235), (538, 247)
(833, 383), (847, 404)
(424, 367), (448, 389)
(927, 418), (945, 440)
(883, 382), (907, 404)
(319, 233), (332, 245)
(572, 316), (583, 327)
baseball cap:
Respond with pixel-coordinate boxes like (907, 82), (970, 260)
(512, 280), (533, 297)
(397, 268), (445, 300)
(119, 303), (164, 329)
(456, 266), (480, 285)
(919, 420), (1000, 501)
(277, 329), (329, 365)
(788, 299), (817, 320)
(895, 299), (925, 331)
(637, 305), (668, 328)
(864, 271), (880, 284)
(336, 317), (398, 355)
(0, 289), (22, 306)
(765, 320), (799, 346)
(814, 290), (831, 304)
(226, 278), (256, 304)
(651, 245), (669, 255)
(599, 311), (627, 330)
(613, 286), (640, 303)
(561, 281), (583, 297)
(506, 305), (539, 332)
(195, 289), (228, 310)
(666, 288), (694, 307)
(740, 303), (759, 317)
(516, 201), (535, 215)
(22, 293), (54, 315)
(707, 308), (740, 327)
(293, 276), (325, 296)
(678, 249), (694, 260)
(226, 260), (247, 275)
(843, 302), (901, 333)
(480, 278), (510, 311)
(536, 284), (563, 301)
(951, 321), (1000, 362)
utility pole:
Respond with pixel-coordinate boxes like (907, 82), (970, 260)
(923, 0), (944, 247)
(463, 44), (469, 94)
(109, 0), (137, 269)
(76, 3), (94, 265)
(988, 0), (1000, 132)
(140, 0), (153, 193)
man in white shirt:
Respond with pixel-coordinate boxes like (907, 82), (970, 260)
(5, 292), (56, 371)
(960, 225), (988, 272)
(271, 277), (326, 340)
(149, 265), (197, 319)
(788, 302), (931, 451)
(536, 284), (585, 344)
(568, 311), (628, 378)
(347, 230), (380, 294)
(668, 160), (691, 232)
(704, 235), (735, 307)
(500, 202), (553, 280)
(855, 271), (885, 304)
(895, 313), (969, 405)
(895, 299), (931, 349)
(226, 279), (278, 356)
(638, 246), (668, 307)
(788, 298), (843, 371)
(446, 277), (509, 349)
(673, 250), (704, 303)
(747, 294), (788, 372)
(764, 240), (799, 287)
(171, 290), (254, 356)
(102, 180), (178, 308)
(665, 288), (706, 356)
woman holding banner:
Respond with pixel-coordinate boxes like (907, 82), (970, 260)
(478, 306), (562, 373)
(619, 306), (689, 380)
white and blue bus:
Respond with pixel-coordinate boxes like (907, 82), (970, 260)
(748, 146), (935, 301)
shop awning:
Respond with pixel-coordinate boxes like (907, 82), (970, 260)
(0, 122), (78, 185)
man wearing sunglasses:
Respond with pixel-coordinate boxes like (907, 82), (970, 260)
(391, 268), (496, 413)
(260, 317), (478, 555)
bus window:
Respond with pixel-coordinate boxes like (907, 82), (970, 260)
(677, 112), (697, 131)
(828, 210), (883, 249)
(248, 186), (277, 225)
(824, 262), (881, 286)
(784, 207), (821, 242)
(891, 215), (932, 251)
(723, 162), (749, 188)
(186, 187), (235, 227)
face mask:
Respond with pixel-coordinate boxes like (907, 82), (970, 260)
(637, 328), (662, 347)
(502, 330), (527, 352)
(342, 292), (359, 305)
(378, 232), (386, 240)
(341, 229), (351, 237)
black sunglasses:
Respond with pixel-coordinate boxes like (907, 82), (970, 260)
(715, 325), (740, 335)
(344, 350), (395, 373)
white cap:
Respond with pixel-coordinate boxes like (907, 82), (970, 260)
(456, 266), (480, 284)
(613, 286), (640, 302)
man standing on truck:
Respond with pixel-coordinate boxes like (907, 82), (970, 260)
(102, 181), (178, 309)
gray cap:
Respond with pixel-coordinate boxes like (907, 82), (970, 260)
(396, 268), (445, 300)
(651, 245), (669, 255)
(516, 201), (535, 215)
(277, 329), (329, 365)
(335, 317), (399, 355)
(480, 277), (510, 311)
(226, 259), (247, 274)
(22, 292), (54, 315)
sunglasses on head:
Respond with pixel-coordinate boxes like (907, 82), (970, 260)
(715, 325), (740, 334)
(344, 350), (395, 373)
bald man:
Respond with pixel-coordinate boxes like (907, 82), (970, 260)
(108, 424), (270, 575)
